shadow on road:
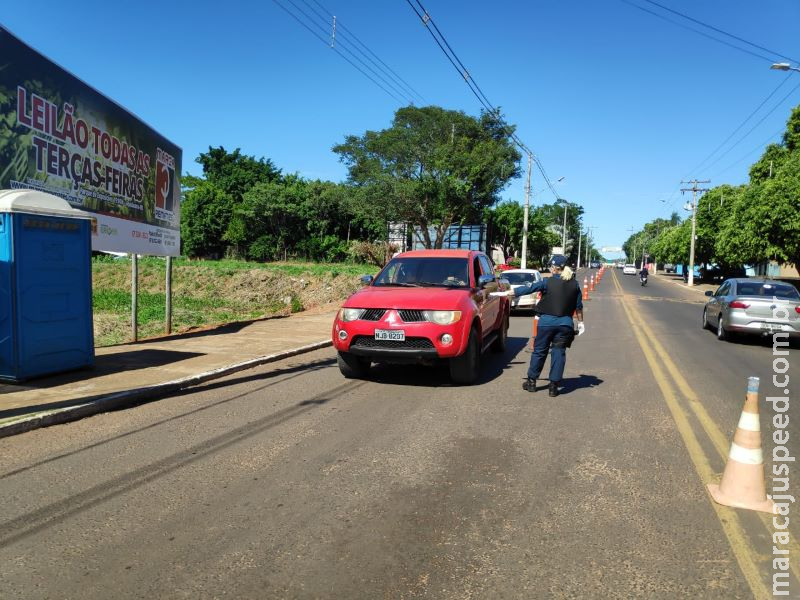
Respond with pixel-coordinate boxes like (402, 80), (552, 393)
(365, 337), (529, 387)
(559, 373), (604, 395)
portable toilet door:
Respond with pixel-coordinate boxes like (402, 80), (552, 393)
(0, 189), (95, 381)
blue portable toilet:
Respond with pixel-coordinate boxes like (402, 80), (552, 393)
(0, 189), (95, 381)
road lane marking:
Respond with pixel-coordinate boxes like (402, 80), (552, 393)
(612, 269), (800, 583)
(611, 269), (772, 599)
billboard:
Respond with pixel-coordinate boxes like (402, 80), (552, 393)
(0, 27), (181, 256)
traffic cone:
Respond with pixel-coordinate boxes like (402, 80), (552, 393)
(590, 275), (595, 291)
(528, 315), (539, 350)
(583, 282), (590, 301)
(707, 377), (775, 513)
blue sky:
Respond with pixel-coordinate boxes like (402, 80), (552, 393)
(3, 0), (798, 256)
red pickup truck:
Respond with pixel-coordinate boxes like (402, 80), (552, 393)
(332, 249), (510, 384)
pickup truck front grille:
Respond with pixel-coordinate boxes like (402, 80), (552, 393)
(351, 336), (435, 350)
(398, 309), (426, 322)
(361, 309), (387, 321)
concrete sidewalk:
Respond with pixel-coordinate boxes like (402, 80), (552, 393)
(0, 308), (338, 438)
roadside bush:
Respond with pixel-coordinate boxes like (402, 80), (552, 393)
(347, 240), (399, 267)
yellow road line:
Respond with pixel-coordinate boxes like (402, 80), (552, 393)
(611, 269), (771, 599)
(613, 270), (800, 582)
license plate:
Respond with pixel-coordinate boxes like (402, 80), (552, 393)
(761, 323), (782, 332)
(375, 329), (405, 341)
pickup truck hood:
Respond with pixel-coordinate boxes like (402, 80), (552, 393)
(343, 286), (473, 311)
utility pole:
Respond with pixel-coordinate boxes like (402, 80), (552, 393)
(585, 226), (595, 267)
(561, 201), (568, 252)
(680, 179), (710, 287)
(576, 227), (582, 270)
(520, 152), (532, 269)
(626, 227), (636, 263)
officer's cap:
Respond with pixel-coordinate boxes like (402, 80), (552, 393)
(549, 255), (568, 268)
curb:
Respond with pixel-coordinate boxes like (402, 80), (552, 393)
(0, 340), (333, 439)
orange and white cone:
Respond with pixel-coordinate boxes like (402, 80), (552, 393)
(583, 282), (589, 301)
(590, 274), (595, 291)
(528, 315), (539, 350)
(707, 377), (775, 513)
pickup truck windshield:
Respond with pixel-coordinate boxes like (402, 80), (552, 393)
(374, 257), (470, 288)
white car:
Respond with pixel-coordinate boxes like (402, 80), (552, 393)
(499, 269), (543, 312)
(623, 264), (637, 275)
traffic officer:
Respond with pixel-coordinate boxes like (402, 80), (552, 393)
(501, 255), (584, 396)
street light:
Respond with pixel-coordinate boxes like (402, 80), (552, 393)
(771, 63), (800, 73)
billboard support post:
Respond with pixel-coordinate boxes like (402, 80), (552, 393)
(166, 257), (172, 334)
(131, 255), (138, 342)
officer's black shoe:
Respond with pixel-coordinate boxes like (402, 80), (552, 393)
(548, 382), (559, 397)
(522, 378), (537, 392)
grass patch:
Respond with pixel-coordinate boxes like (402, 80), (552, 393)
(91, 257), (376, 347)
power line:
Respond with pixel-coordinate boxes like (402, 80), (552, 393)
(621, 0), (778, 64)
(404, 1), (496, 119)
(686, 73), (796, 177)
(306, 0), (427, 104)
(285, 0), (415, 103)
(270, 0), (411, 105)
(700, 77), (800, 173)
(639, 0), (800, 65)
(709, 127), (785, 180)
(406, 0), (570, 202)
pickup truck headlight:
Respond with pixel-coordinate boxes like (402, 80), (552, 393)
(422, 310), (462, 325)
(338, 308), (365, 322)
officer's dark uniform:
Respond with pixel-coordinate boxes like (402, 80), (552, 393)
(511, 258), (582, 396)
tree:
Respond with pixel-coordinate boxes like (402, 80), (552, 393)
(333, 106), (522, 248)
(716, 105), (800, 268)
(490, 201), (524, 260)
(180, 180), (234, 258)
(180, 147), (283, 258)
(196, 146), (282, 198)
(537, 201), (584, 263)
(717, 151), (800, 268)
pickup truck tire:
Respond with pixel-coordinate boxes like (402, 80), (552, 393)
(491, 313), (508, 353)
(337, 351), (370, 379)
(450, 327), (479, 385)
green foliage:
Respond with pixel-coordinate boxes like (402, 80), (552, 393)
(490, 201), (523, 259)
(180, 147), (282, 258)
(640, 103), (800, 271)
(181, 180), (233, 258)
(333, 105), (522, 248)
(718, 151), (800, 267)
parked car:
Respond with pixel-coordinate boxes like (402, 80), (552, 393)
(589, 261), (601, 269)
(663, 263), (675, 273)
(699, 265), (747, 283)
(500, 268), (543, 312)
(332, 249), (510, 384)
(623, 264), (637, 275)
(702, 278), (800, 341)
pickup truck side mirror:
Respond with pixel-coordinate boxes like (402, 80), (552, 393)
(704, 290), (713, 296)
(360, 275), (374, 285)
(478, 274), (496, 289)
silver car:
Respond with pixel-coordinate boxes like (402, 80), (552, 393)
(702, 278), (800, 341)
(501, 269), (543, 312)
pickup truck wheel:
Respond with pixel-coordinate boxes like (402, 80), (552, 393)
(450, 327), (479, 385)
(491, 313), (508, 353)
(337, 351), (370, 379)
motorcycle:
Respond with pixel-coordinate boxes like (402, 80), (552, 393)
(640, 273), (648, 287)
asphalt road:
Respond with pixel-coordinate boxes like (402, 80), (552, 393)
(0, 269), (796, 599)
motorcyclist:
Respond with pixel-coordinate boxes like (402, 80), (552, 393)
(498, 255), (583, 397)
(639, 265), (649, 284)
